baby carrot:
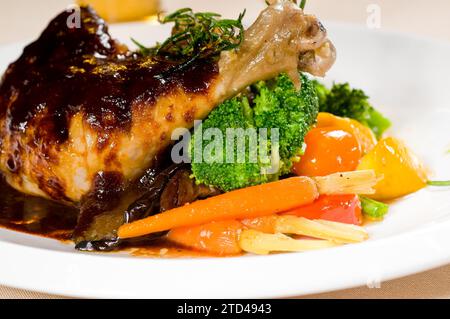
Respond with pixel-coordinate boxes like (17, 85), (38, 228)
(118, 176), (319, 239)
(241, 215), (279, 234)
(167, 220), (244, 256)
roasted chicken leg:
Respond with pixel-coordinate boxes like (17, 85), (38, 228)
(0, 1), (335, 203)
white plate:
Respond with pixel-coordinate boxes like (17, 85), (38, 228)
(0, 10), (450, 298)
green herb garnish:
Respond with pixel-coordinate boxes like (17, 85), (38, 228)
(131, 38), (152, 55)
(134, 8), (245, 64)
(300, 0), (307, 9)
(427, 180), (450, 186)
(360, 196), (389, 219)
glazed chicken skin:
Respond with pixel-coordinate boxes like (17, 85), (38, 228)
(0, 1), (335, 203)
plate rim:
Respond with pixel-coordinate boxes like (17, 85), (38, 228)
(0, 217), (449, 298)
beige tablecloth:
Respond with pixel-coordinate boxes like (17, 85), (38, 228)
(0, 0), (449, 299)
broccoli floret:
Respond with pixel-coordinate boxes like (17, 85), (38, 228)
(314, 82), (391, 139)
(254, 73), (319, 164)
(190, 96), (268, 191)
(190, 73), (319, 191)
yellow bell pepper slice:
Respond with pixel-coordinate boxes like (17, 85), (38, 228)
(357, 137), (428, 200)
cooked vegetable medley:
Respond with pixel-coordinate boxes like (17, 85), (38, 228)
(119, 63), (444, 256)
(119, 75), (442, 255)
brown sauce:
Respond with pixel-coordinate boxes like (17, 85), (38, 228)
(0, 178), (78, 240)
(0, 178), (226, 257)
(123, 238), (222, 258)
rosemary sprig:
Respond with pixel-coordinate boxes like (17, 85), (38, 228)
(131, 38), (153, 56)
(134, 8), (245, 62)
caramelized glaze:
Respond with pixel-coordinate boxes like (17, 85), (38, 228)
(0, 6), (217, 145)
